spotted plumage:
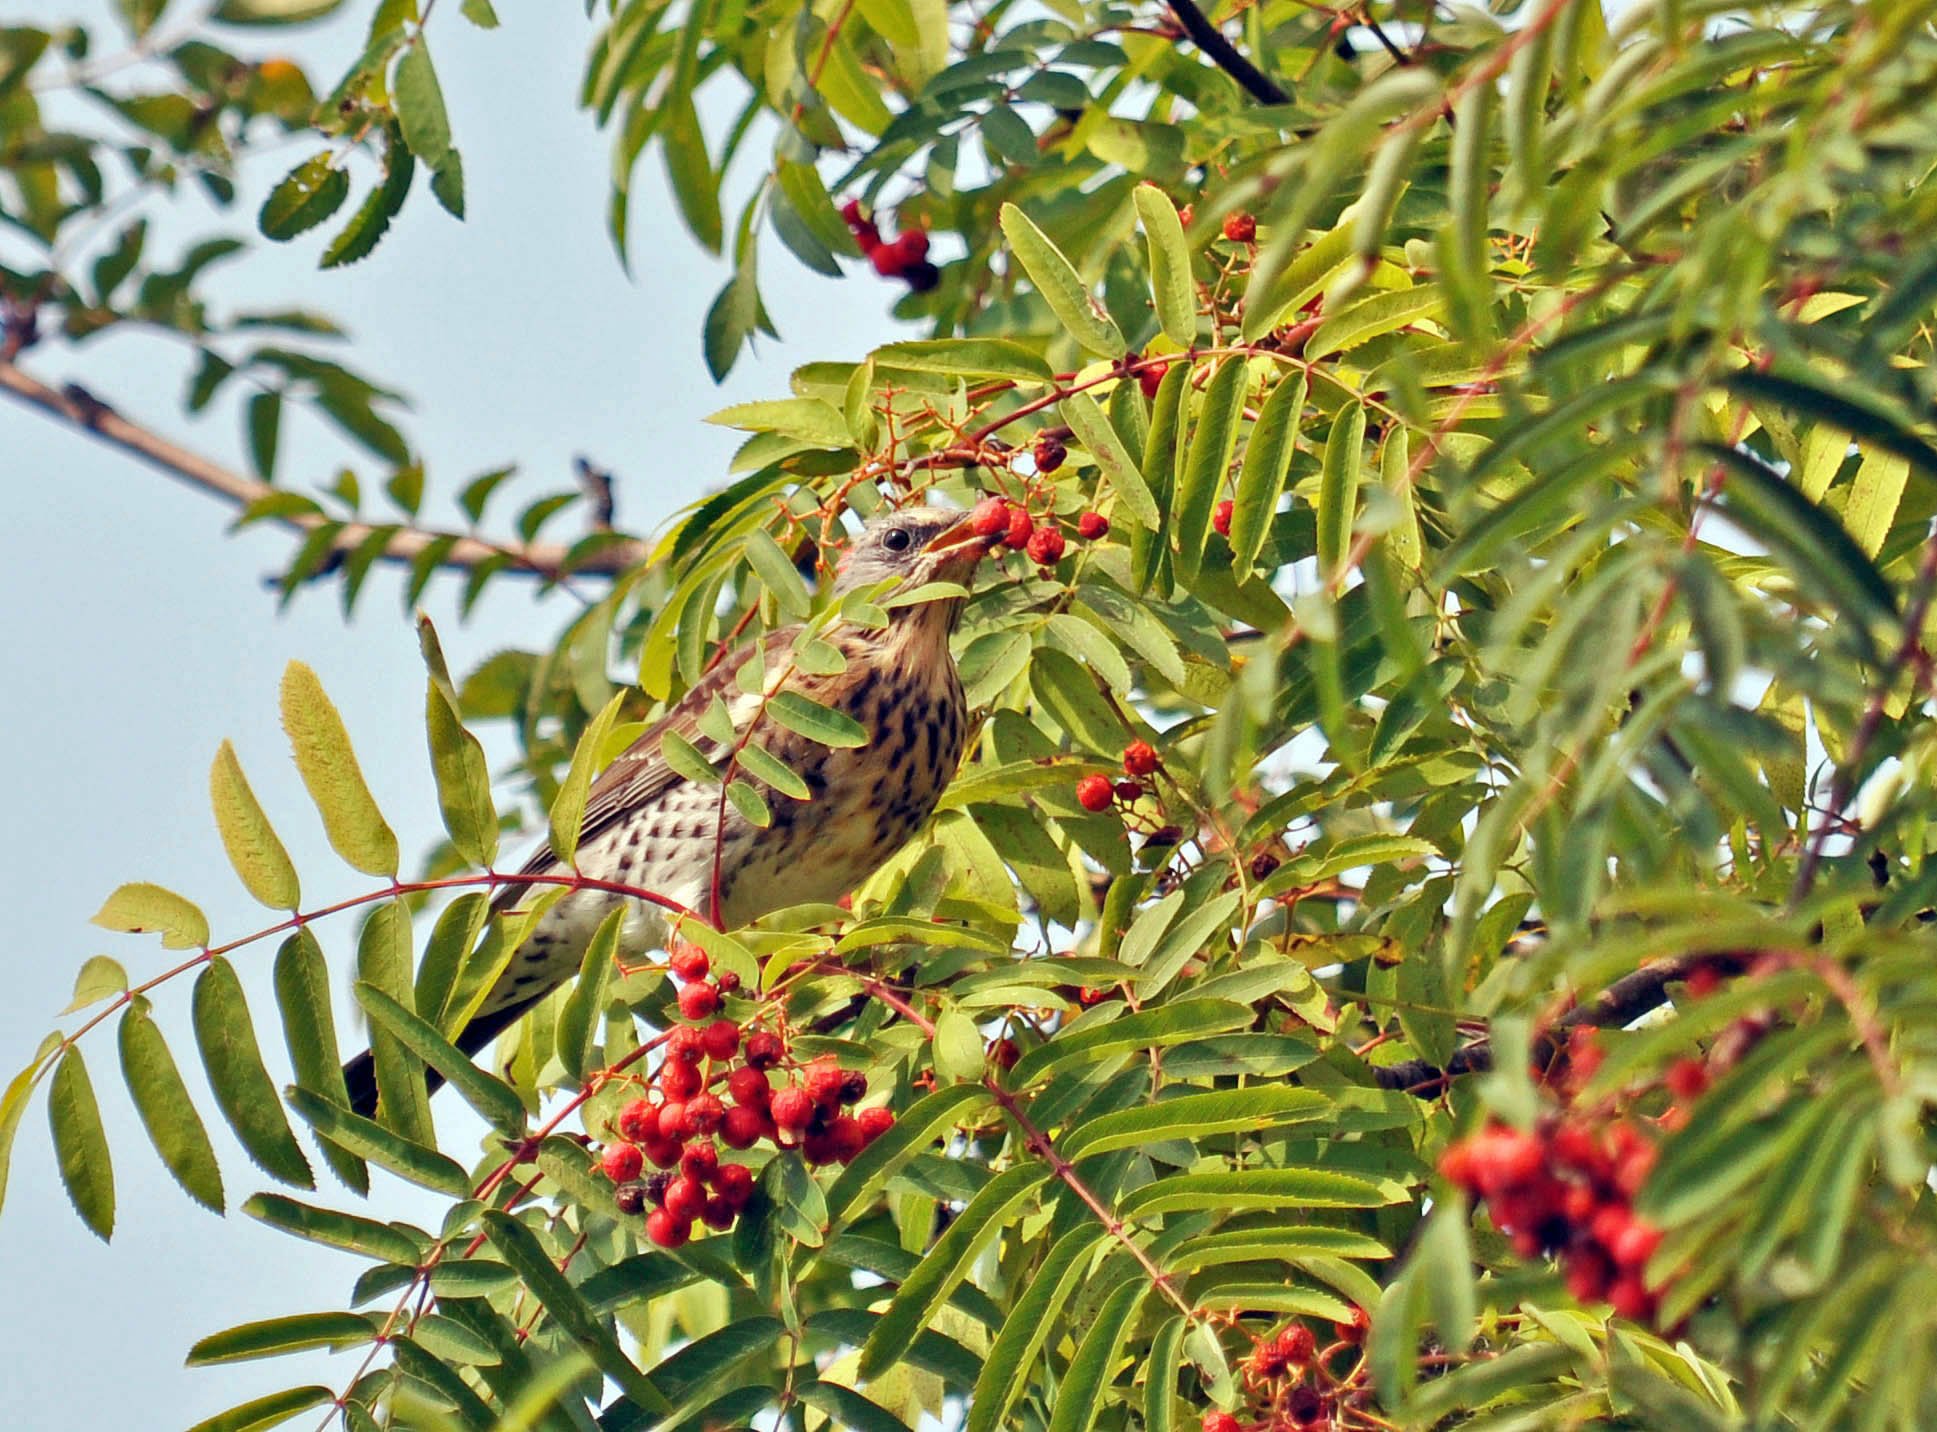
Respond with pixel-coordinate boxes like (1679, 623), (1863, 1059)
(344, 505), (991, 1114)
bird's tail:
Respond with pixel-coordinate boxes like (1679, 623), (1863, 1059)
(342, 996), (542, 1118)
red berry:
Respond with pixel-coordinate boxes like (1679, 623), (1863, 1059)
(1438, 1139), (1480, 1190)
(1034, 436), (1066, 473)
(686, 1092), (725, 1136)
(805, 1060), (846, 1110)
(1276, 1324), (1316, 1364)
(643, 1135), (683, 1169)
(802, 1129), (839, 1165)
(1549, 1121), (1604, 1178)
(1561, 1182), (1600, 1224)
(1613, 1143), (1657, 1199)
(871, 243), (907, 277)
(771, 1086), (815, 1132)
(744, 1031), (785, 1070)
(1665, 1056), (1708, 1101)
(858, 1106), (895, 1143)
(1684, 963), (1725, 999)
(721, 1104), (767, 1149)
(1611, 1219), (1662, 1270)
(1222, 211), (1257, 243)
(702, 1195), (737, 1231)
(1076, 511), (1109, 540)
(716, 970), (742, 994)
(678, 981), (720, 1021)
(893, 229), (930, 263)
(1589, 1204), (1633, 1253)
(702, 1020), (741, 1061)
(669, 946), (709, 982)
(667, 1025), (705, 1062)
(614, 1180), (649, 1215)
(1076, 774), (1115, 812)
(1003, 505), (1035, 549)
(617, 1098), (657, 1144)
(1138, 360), (1168, 399)
(680, 1141), (719, 1183)
(715, 1162), (754, 1207)
(1334, 1307), (1370, 1343)
(1606, 1275), (1652, 1321)
(1474, 1126), (1545, 1195)
(600, 1142), (644, 1183)
(728, 1066), (771, 1107)
(1123, 740), (1158, 776)
(645, 1207), (689, 1248)
(838, 1070), (868, 1105)
(657, 1057), (702, 1099)
(1026, 527), (1066, 565)
(839, 198), (864, 224)
(664, 1175), (707, 1223)
(1203, 1415), (1241, 1432)
(828, 1114), (866, 1163)
(970, 496), (1009, 538)
(990, 1037), (1020, 1070)
(657, 1102), (691, 1142)
(1212, 499), (1234, 537)
(1250, 1342), (1289, 1377)
(1564, 1246), (1613, 1303)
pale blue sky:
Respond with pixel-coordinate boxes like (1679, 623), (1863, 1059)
(0, 6), (904, 1425)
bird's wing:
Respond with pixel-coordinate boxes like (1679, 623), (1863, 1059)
(493, 625), (801, 906)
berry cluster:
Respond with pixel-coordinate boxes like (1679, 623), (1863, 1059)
(1201, 1310), (1371, 1432)
(967, 492), (1108, 570)
(840, 200), (939, 292)
(1076, 740), (1159, 812)
(1439, 1103), (1666, 1323)
(594, 947), (895, 1248)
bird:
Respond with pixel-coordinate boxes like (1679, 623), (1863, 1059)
(344, 504), (996, 1115)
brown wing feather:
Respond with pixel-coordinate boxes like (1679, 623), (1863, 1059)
(491, 627), (799, 909)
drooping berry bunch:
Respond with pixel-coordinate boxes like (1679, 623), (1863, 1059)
(1076, 739), (1159, 812)
(966, 492), (1107, 570)
(1440, 1112), (1664, 1321)
(593, 946), (896, 1248)
(839, 199), (939, 292)
(1201, 1309), (1372, 1432)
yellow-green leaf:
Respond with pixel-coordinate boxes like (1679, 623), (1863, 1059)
(210, 740), (300, 909)
(280, 661), (399, 877)
(92, 881), (209, 950)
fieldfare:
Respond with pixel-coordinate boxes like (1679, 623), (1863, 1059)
(345, 505), (994, 1113)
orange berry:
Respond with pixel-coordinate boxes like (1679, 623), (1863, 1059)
(1076, 774), (1115, 811)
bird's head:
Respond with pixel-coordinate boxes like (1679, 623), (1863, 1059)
(829, 504), (997, 600)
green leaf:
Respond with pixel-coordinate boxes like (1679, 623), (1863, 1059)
(738, 740), (811, 801)
(393, 41), (453, 170)
(555, 908), (624, 1084)
(355, 983), (526, 1138)
(1230, 372), (1304, 570)
(930, 1008), (985, 1083)
(280, 661), (399, 877)
(1305, 285), (1445, 360)
(242, 1192), (420, 1263)
(743, 526), (813, 617)
(1058, 1086), (1330, 1162)
(188, 1312), (376, 1365)
(322, 131), (414, 269)
(91, 881), (209, 949)
(209, 741), (299, 910)
(284, 1087), (468, 1197)
(64, 955), (127, 1012)
(1175, 356), (1249, 579)
(1118, 1166), (1408, 1219)
(999, 202), (1125, 358)
(246, 390), (281, 479)
(1317, 400), (1367, 582)
(1062, 392), (1159, 528)
(826, 1083), (991, 1225)
(119, 1005), (224, 1213)
(482, 1209), (670, 1412)
(1047, 1277), (1148, 1432)
(194, 956), (313, 1188)
(551, 689), (627, 867)
(212, 0), (343, 20)
(49, 1049), (113, 1240)
(184, 1387), (335, 1432)
(967, 1223), (1109, 1432)
(767, 689), (870, 748)
(726, 779), (771, 827)
(258, 152), (348, 241)
(859, 1162), (1050, 1376)
(1416, 1199), (1476, 1352)
(797, 1384), (911, 1432)
(273, 930), (367, 1194)
(1144, 1315), (1187, 1432)
(1134, 183), (1196, 345)
(425, 680), (498, 869)
(874, 338), (1052, 383)
(663, 95), (723, 253)
(357, 898), (433, 1143)
(1008, 999), (1253, 1088)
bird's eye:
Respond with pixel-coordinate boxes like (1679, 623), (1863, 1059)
(883, 527), (912, 552)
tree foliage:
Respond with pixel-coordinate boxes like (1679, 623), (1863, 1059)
(7, 0), (1937, 1428)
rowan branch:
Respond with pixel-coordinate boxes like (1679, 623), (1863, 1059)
(0, 360), (647, 580)
(1165, 0), (1290, 105)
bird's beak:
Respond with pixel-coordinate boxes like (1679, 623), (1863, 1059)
(923, 513), (994, 555)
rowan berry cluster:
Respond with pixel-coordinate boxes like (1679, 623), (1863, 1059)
(594, 947), (896, 1248)
(1202, 1309), (1371, 1432)
(839, 200), (939, 292)
(966, 491), (1108, 571)
(1076, 740), (1160, 811)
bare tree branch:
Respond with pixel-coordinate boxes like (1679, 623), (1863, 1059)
(0, 360), (647, 580)
(1372, 954), (1730, 1098)
(1165, 0), (1290, 105)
